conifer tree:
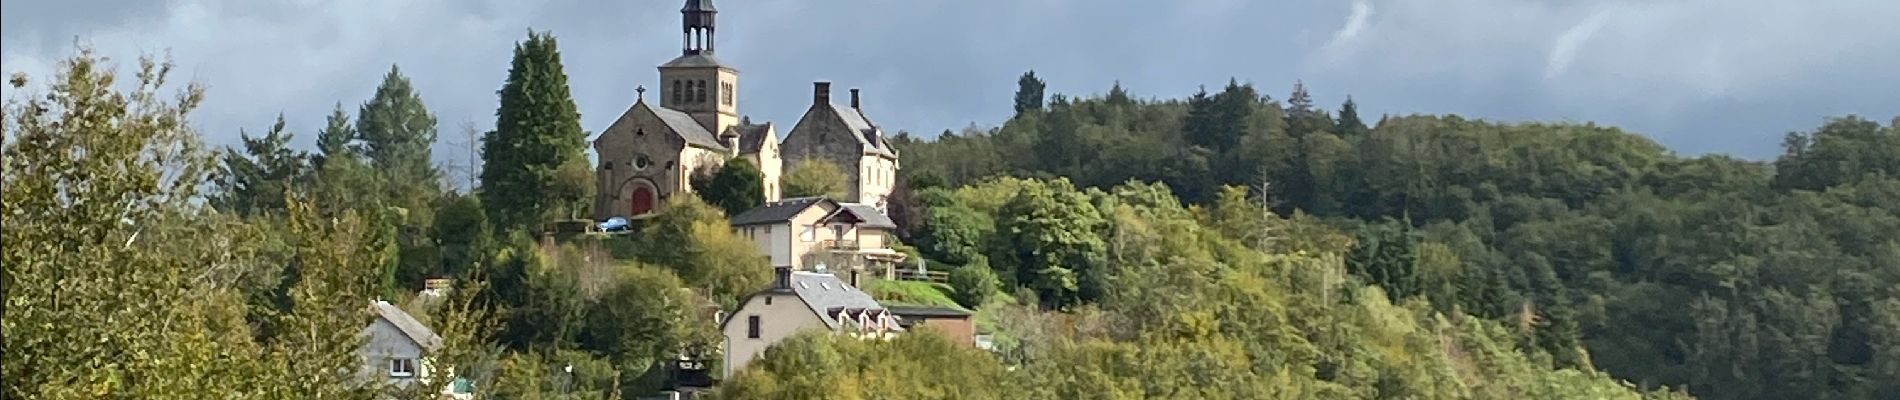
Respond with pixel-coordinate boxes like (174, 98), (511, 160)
(314, 102), (355, 167)
(1014, 70), (1047, 115)
(212, 113), (311, 216)
(1336, 96), (1370, 138)
(356, 64), (442, 217)
(482, 30), (589, 230)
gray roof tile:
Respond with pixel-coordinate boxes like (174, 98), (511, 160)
(834, 203), (896, 229)
(650, 105), (726, 150)
(728, 196), (828, 226)
(372, 301), (442, 351)
(659, 54), (734, 69)
(789, 272), (885, 329)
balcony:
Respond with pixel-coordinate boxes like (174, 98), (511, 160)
(819, 239), (860, 251)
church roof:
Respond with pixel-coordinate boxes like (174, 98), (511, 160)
(660, 54), (734, 69)
(649, 104), (727, 150)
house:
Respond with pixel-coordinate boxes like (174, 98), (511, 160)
(720, 268), (902, 379)
(594, 0), (901, 219)
(728, 197), (905, 274)
(360, 301), (442, 389)
(886, 305), (977, 347)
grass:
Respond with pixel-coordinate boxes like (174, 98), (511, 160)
(862, 279), (969, 312)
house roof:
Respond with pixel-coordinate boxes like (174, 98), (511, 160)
(829, 203), (896, 229)
(659, 54), (734, 70)
(372, 301), (442, 351)
(728, 122), (774, 154)
(828, 104), (895, 157)
(788, 272), (886, 330)
(649, 104), (726, 150)
(728, 197), (828, 226)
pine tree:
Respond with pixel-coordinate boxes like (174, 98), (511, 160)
(1336, 96), (1370, 138)
(356, 64), (442, 219)
(314, 102), (355, 167)
(481, 30), (589, 231)
(212, 113), (311, 216)
(1014, 70), (1047, 115)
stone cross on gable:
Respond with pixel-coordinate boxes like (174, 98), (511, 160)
(636, 85), (647, 101)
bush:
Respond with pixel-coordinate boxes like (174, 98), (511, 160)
(949, 263), (1001, 309)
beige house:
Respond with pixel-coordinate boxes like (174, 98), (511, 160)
(593, 0), (897, 219)
(729, 197), (906, 274)
(720, 268), (901, 379)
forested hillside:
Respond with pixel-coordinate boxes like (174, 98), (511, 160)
(882, 72), (1900, 400)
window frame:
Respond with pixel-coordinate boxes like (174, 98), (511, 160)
(389, 358), (417, 377)
(746, 315), (762, 339)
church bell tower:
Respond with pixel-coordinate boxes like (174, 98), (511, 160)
(660, 0), (741, 137)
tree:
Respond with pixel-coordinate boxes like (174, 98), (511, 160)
(314, 102), (356, 167)
(989, 179), (1108, 308)
(698, 158), (766, 216)
(481, 30), (590, 231)
(356, 64), (442, 219)
(579, 264), (712, 381)
(631, 197), (772, 305)
(0, 47), (399, 398)
(211, 113), (312, 216)
(1336, 96), (1370, 138)
(782, 157), (849, 199)
(1014, 70), (1046, 115)
(949, 262), (1001, 309)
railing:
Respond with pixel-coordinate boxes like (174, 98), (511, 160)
(819, 239), (861, 251)
(892, 268), (950, 284)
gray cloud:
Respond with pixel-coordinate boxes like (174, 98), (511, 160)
(4, 0), (1896, 173)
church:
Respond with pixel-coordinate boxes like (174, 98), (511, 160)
(593, 0), (901, 219)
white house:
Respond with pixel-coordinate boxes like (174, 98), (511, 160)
(359, 300), (471, 398)
(719, 268), (902, 378)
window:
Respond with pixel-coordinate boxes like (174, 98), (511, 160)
(832, 224), (846, 240)
(801, 224), (816, 242)
(389, 358), (416, 377)
(746, 315), (762, 339)
(764, 225), (772, 234)
(696, 80), (707, 103)
(765, 296), (773, 305)
(672, 80), (682, 103)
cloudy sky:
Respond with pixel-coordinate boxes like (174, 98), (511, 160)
(5, 0), (1897, 177)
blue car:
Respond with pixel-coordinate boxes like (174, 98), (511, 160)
(598, 217), (631, 232)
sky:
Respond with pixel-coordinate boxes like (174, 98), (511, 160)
(5, 0), (1898, 180)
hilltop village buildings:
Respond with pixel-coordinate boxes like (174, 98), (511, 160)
(586, 0), (971, 389)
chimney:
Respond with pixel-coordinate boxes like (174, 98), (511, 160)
(774, 266), (792, 290)
(849, 269), (861, 287)
(849, 88), (861, 110)
(813, 81), (832, 105)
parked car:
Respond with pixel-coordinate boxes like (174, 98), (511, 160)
(598, 216), (631, 232)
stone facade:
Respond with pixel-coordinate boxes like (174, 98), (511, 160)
(591, 0), (895, 218)
(781, 84), (901, 207)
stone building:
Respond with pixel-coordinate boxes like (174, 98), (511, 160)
(593, 0), (897, 219)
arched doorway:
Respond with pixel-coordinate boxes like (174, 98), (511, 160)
(630, 184), (657, 216)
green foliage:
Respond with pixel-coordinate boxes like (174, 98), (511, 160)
(948, 263), (1001, 309)
(355, 64), (442, 220)
(482, 30), (590, 231)
(697, 158), (766, 216)
(712, 331), (1018, 400)
(211, 113), (312, 216)
(988, 178), (1109, 307)
(579, 264), (713, 381)
(1014, 70), (1046, 115)
(628, 196), (772, 305)
(782, 157), (849, 199)
(1345, 220), (1419, 302)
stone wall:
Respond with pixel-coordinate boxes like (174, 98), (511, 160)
(594, 103), (690, 218)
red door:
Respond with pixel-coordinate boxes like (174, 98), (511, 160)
(630, 186), (655, 215)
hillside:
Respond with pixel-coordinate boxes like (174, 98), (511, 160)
(873, 76), (1900, 400)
